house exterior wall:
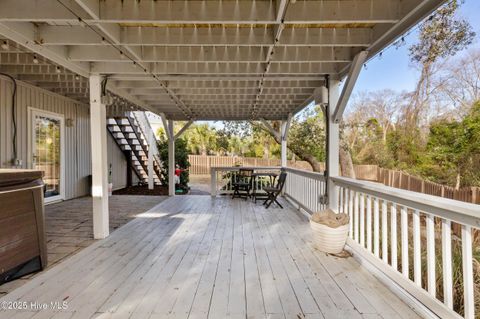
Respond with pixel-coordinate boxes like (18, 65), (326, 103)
(107, 132), (127, 191)
(0, 75), (130, 199)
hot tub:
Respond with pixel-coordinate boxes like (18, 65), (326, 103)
(0, 169), (47, 284)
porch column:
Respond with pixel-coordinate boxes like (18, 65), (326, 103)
(147, 131), (154, 190)
(168, 119), (175, 196)
(327, 77), (340, 212)
(280, 113), (292, 168)
(89, 74), (109, 239)
(280, 121), (288, 168)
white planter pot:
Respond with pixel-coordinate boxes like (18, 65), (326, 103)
(310, 220), (349, 254)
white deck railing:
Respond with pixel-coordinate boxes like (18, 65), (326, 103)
(209, 166), (479, 318)
(283, 167), (327, 214)
(332, 176), (479, 319)
(210, 166), (280, 196)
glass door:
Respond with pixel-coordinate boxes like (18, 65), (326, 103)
(30, 109), (65, 203)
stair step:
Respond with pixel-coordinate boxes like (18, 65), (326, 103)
(114, 118), (131, 126)
(108, 126), (121, 132)
(120, 126), (134, 133)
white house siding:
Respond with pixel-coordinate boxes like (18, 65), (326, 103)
(0, 75), (130, 199)
(107, 132), (127, 191)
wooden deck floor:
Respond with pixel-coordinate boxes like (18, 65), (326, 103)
(0, 196), (420, 319)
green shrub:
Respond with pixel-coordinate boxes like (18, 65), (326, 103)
(157, 137), (190, 187)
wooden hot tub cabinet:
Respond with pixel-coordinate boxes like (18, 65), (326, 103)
(0, 169), (47, 284)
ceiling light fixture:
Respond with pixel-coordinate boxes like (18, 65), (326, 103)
(33, 54), (39, 64)
(56, 66), (61, 73)
(1, 41), (8, 50)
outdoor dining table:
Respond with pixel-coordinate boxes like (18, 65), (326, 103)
(251, 171), (278, 203)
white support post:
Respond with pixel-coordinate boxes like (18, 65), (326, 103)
(281, 131), (287, 168)
(168, 119), (175, 196)
(327, 77), (340, 212)
(147, 131), (154, 190)
(280, 113), (292, 168)
(89, 74), (109, 239)
(332, 50), (368, 123)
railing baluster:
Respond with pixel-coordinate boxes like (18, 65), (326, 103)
(360, 193), (365, 247)
(328, 176), (480, 318)
(426, 214), (436, 297)
(367, 195), (372, 252)
(462, 224), (474, 319)
(354, 191), (359, 243)
(349, 189), (354, 239)
(442, 219), (453, 309)
(391, 203), (398, 270)
(413, 209), (421, 286)
(373, 197), (379, 257)
(339, 186), (343, 213)
(382, 200), (388, 263)
(401, 206), (409, 278)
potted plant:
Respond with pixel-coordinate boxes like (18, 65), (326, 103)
(310, 209), (349, 254)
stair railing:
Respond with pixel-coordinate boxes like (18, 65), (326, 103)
(130, 111), (163, 177)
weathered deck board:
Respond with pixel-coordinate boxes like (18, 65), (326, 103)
(0, 196), (421, 319)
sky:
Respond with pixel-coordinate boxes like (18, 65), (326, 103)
(351, 0), (480, 95)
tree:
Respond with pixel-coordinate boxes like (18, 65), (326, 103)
(431, 48), (480, 116)
(183, 123), (217, 155)
(421, 101), (480, 188)
(406, 0), (475, 126)
(157, 137), (191, 187)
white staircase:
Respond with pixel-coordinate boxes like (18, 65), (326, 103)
(107, 112), (162, 185)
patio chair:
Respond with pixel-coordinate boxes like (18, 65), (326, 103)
(263, 171), (287, 208)
(231, 168), (254, 200)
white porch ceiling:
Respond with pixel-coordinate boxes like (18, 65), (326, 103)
(0, 0), (446, 120)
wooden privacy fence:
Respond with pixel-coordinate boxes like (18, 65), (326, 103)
(188, 155), (311, 174)
(377, 168), (480, 205)
(191, 155), (480, 205)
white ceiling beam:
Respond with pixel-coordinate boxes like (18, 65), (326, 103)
(0, 22), (90, 77)
(136, 93), (312, 99)
(69, 46), (267, 62)
(67, 45), (355, 63)
(157, 94), (310, 101)
(37, 25), (371, 47)
(113, 80), (323, 89)
(0, 0), (90, 22)
(91, 62), (346, 75)
(108, 74), (324, 81)
(1, 0), (404, 24)
(98, 0), (276, 24)
(284, 0), (401, 23)
(333, 50), (368, 123)
(0, 64), (83, 76)
(153, 100), (303, 106)
(130, 87), (313, 95)
(106, 83), (172, 115)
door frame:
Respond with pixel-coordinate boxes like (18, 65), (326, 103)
(27, 107), (66, 204)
